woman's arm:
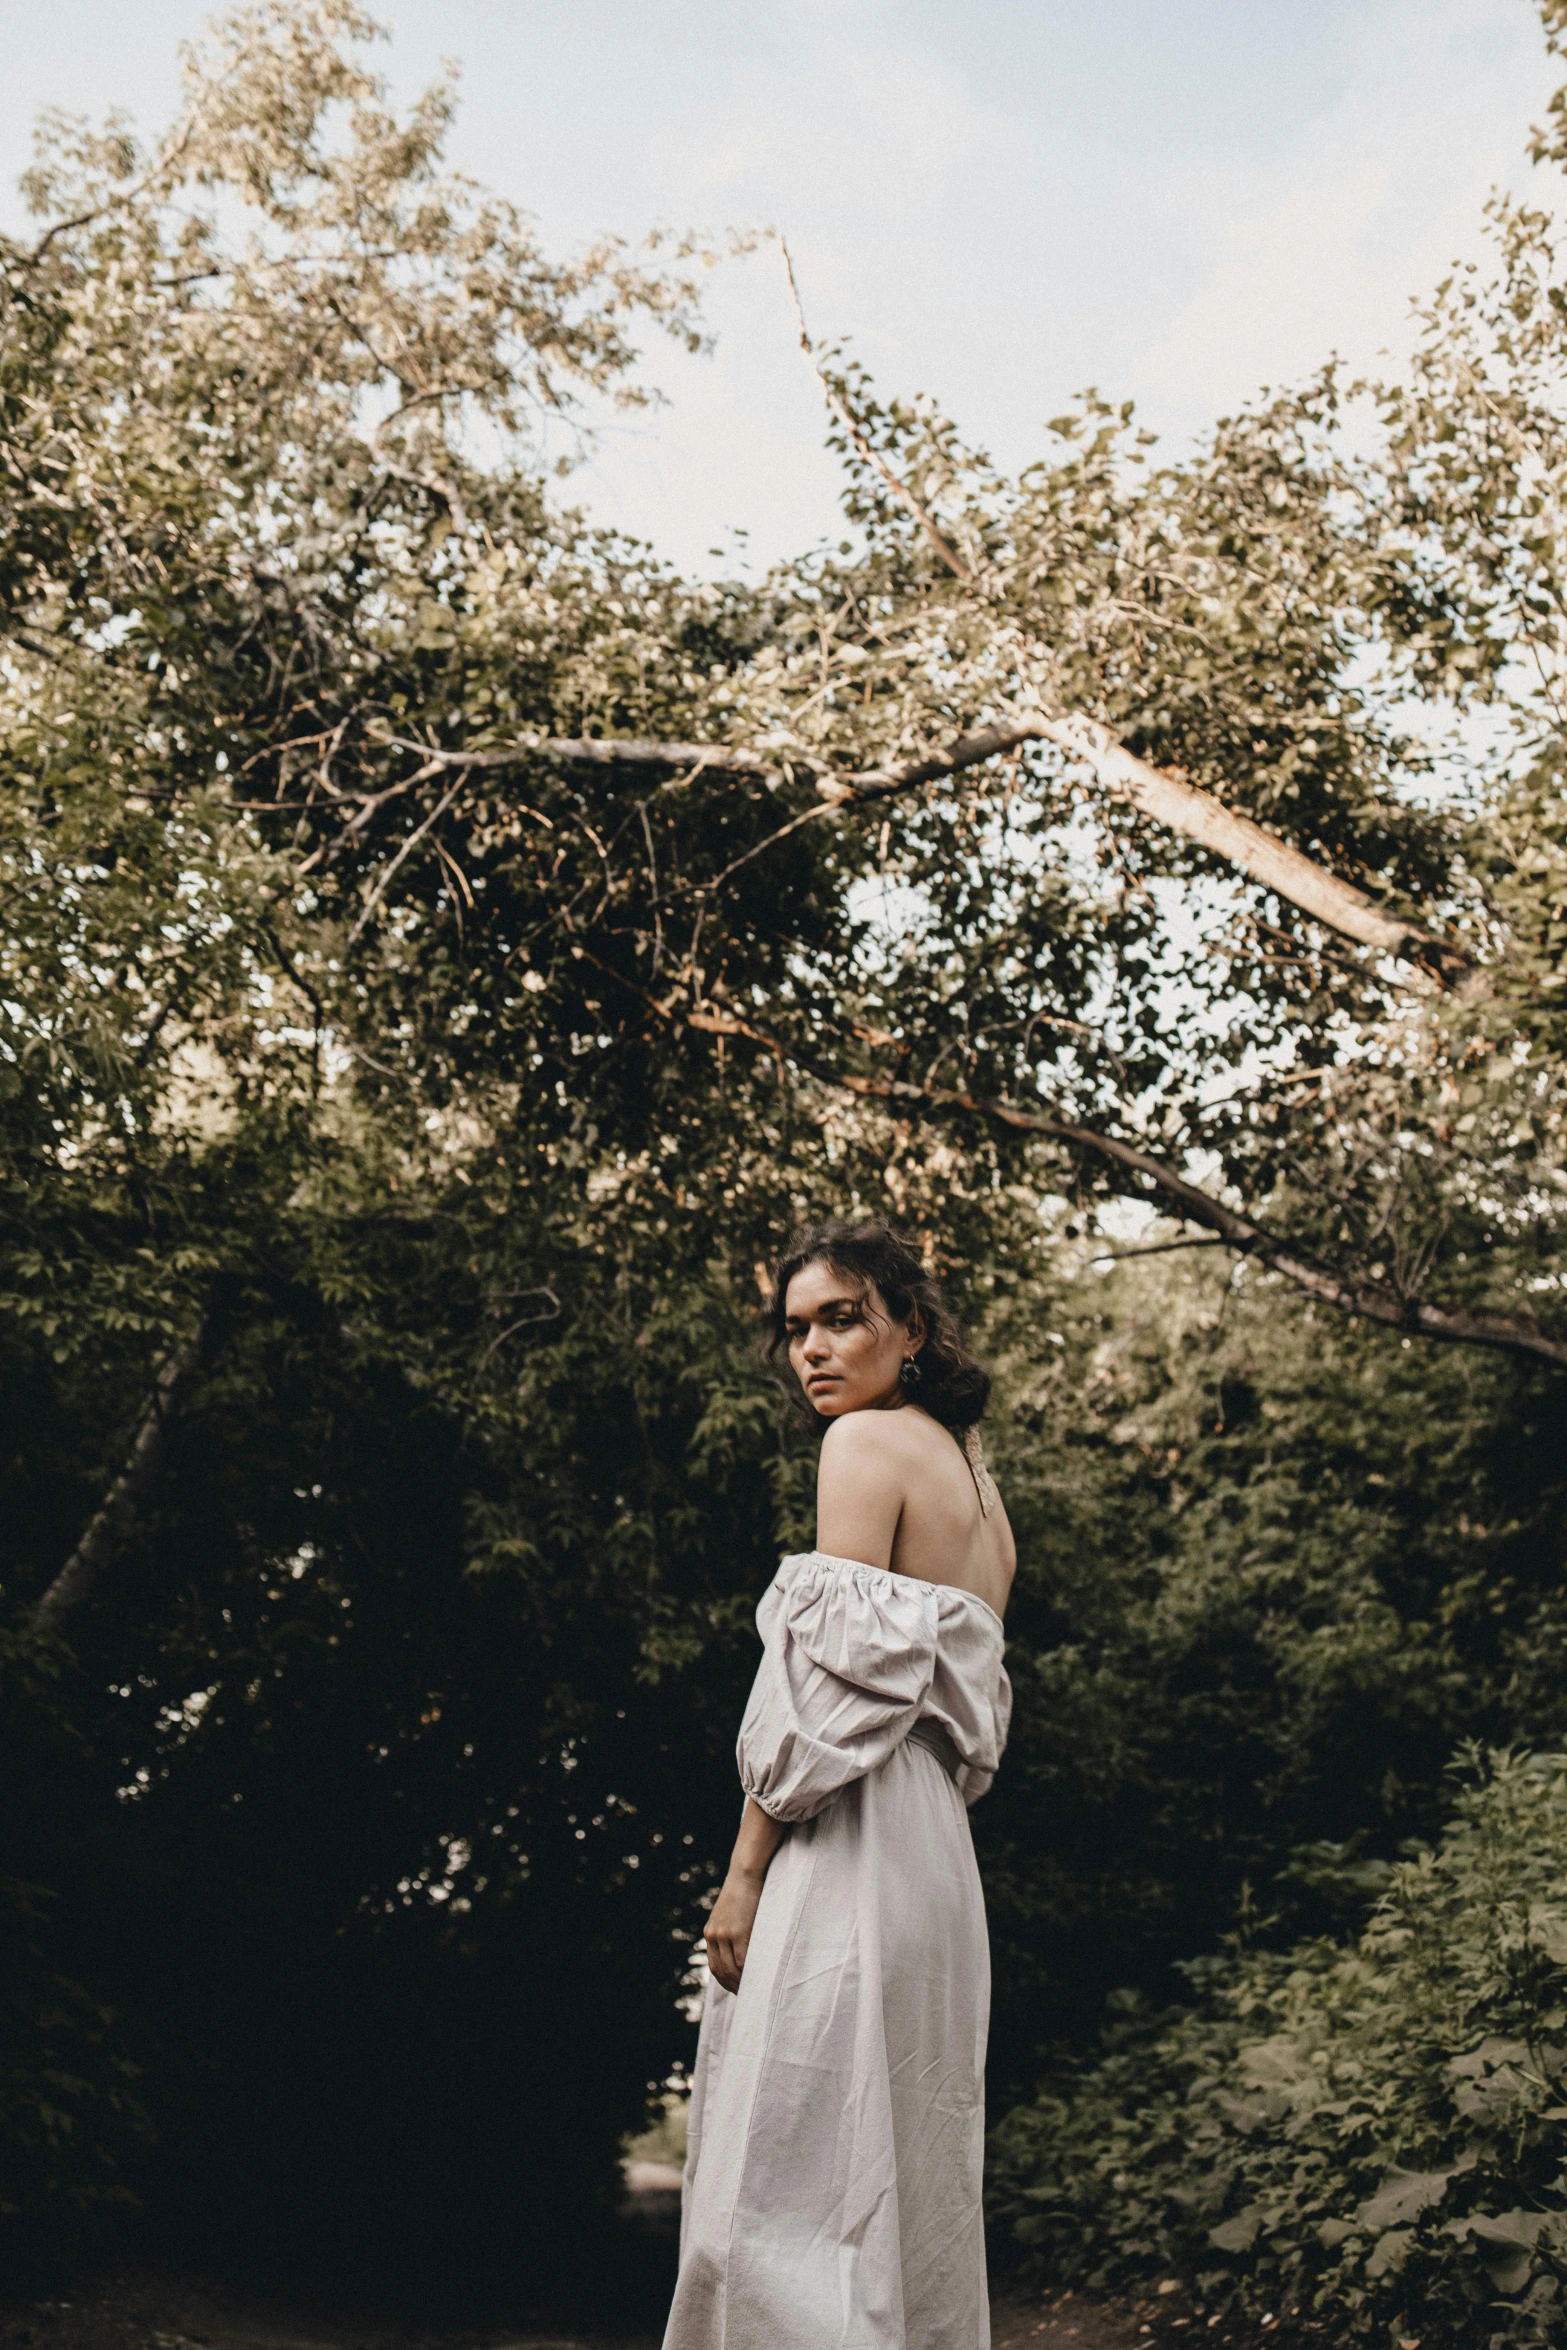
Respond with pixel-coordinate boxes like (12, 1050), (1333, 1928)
(703, 1797), (784, 1994)
(705, 1420), (910, 1993)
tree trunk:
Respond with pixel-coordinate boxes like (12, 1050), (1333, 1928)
(34, 1321), (209, 1630)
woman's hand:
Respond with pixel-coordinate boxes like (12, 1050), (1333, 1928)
(705, 1797), (784, 1993)
(704, 1864), (765, 1995)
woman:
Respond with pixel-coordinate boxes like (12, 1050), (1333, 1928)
(663, 1221), (1014, 2350)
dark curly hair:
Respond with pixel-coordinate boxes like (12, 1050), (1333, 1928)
(763, 1220), (992, 1436)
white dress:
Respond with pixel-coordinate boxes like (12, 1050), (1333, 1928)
(663, 1547), (1012, 2350)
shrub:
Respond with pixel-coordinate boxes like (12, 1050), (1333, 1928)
(0, 1876), (151, 2284)
(989, 1749), (1567, 2347)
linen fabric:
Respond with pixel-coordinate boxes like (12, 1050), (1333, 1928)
(663, 1549), (1011, 2350)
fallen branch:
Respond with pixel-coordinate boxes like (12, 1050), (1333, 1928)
(347, 716), (1463, 976)
(35, 1320), (210, 1629)
(772, 249), (1467, 982)
(831, 712), (1462, 976)
(1032, 714), (1464, 978)
(683, 1009), (1565, 1370)
(366, 730), (775, 777)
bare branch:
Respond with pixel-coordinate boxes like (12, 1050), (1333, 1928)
(1032, 713), (1465, 979)
(365, 730), (774, 777)
(476, 1288), (562, 1371)
(297, 756), (445, 874)
(779, 238), (974, 584)
(825, 717), (1045, 802)
(683, 1009), (1566, 1370)
(347, 772), (467, 942)
(1090, 1238), (1230, 1263)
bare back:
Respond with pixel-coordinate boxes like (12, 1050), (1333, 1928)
(815, 1405), (1016, 1619)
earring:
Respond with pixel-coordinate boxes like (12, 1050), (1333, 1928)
(899, 1356), (922, 1389)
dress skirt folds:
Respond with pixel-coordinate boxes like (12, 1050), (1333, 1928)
(663, 1550), (1012, 2350)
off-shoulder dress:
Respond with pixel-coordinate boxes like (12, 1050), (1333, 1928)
(662, 1547), (1012, 2350)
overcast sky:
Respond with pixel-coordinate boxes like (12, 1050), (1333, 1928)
(1, 0), (1556, 572)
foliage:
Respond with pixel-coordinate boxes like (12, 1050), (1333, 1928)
(0, 1630), (150, 2283)
(976, 1245), (1567, 2099)
(989, 1748), (1567, 2348)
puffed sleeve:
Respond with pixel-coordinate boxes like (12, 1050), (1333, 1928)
(736, 1552), (939, 1823)
(953, 1662), (1013, 1808)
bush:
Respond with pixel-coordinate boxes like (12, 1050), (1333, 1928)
(0, 1623), (153, 2286)
(975, 1254), (1567, 2099)
(988, 1748), (1567, 2347)
(0, 1874), (151, 2286)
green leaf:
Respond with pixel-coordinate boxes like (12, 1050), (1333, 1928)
(1208, 2210), (1262, 2254)
(1357, 2170), (1452, 2231)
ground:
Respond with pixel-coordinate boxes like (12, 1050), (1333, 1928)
(0, 2279), (1337, 2350)
(0, 2273), (1194, 2350)
(0, 2162), (1306, 2350)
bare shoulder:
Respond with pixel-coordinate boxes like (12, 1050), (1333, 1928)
(814, 1410), (915, 1570)
(820, 1409), (907, 1456)
(819, 1409), (965, 1496)
(817, 1411), (923, 1499)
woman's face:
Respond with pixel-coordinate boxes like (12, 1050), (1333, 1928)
(783, 1260), (918, 1417)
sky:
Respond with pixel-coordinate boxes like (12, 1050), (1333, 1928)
(0, 0), (1556, 573)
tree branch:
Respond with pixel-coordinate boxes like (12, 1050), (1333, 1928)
(346, 772), (467, 942)
(35, 1320), (210, 1630)
(1031, 713), (1466, 979)
(358, 717), (1465, 977)
(366, 730), (775, 777)
(830, 712), (1465, 978)
(682, 1009), (1565, 1370)
(779, 236), (975, 583)
(771, 247), (1467, 979)
(1090, 1237), (1230, 1263)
